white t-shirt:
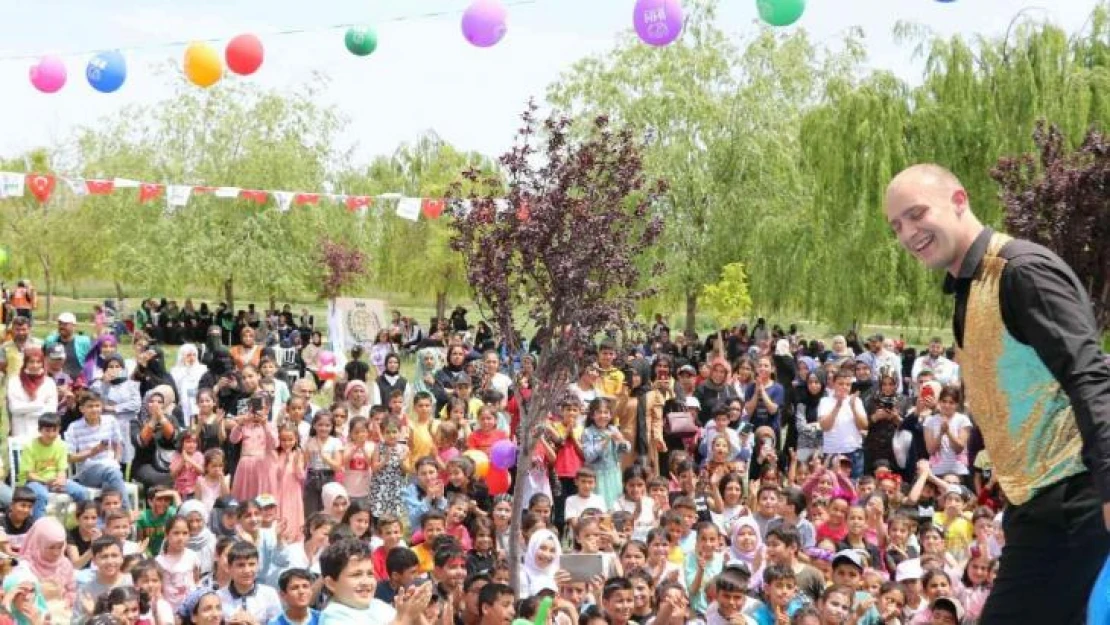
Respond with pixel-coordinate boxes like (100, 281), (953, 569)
(306, 436), (343, 471)
(563, 493), (607, 523)
(612, 496), (655, 542)
(818, 396), (865, 454)
(924, 413), (973, 475)
(155, 548), (200, 607)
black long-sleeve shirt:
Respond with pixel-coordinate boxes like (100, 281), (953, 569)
(945, 227), (1110, 503)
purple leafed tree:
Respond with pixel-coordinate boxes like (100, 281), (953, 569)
(991, 121), (1110, 330)
(450, 100), (666, 580)
(318, 238), (368, 300)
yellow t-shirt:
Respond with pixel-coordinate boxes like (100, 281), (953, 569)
(595, 367), (625, 399)
(933, 511), (974, 555)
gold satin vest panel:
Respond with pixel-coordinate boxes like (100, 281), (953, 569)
(955, 232), (1086, 505)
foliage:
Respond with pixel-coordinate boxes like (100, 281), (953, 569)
(700, 262), (753, 327)
(449, 101), (665, 583)
(318, 239), (368, 300)
(992, 121), (1110, 330)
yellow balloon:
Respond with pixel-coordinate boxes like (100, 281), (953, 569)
(183, 42), (222, 88)
(463, 449), (490, 478)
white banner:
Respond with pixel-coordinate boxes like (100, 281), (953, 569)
(327, 297), (389, 359)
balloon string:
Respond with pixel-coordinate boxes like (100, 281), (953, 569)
(0, 0), (538, 62)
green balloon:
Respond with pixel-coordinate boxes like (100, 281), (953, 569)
(757, 0), (806, 26)
(345, 27), (378, 56)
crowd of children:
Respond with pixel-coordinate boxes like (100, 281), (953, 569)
(0, 314), (1007, 625)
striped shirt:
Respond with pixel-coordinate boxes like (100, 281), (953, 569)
(64, 415), (121, 472)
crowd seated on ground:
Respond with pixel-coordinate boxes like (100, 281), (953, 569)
(0, 295), (999, 625)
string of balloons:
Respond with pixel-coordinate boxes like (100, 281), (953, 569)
(23, 0), (825, 94)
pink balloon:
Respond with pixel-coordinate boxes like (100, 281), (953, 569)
(318, 351), (336, 366)
(633, 0), (684, 47)
(30, 56), (67, 93)
(461, 0), (507, 48)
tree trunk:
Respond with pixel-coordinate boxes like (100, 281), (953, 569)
(39, 255), (53, 323)
(435, 291), (448, 322)
(223, 278), (235, 312)
(114, 280), (126, 304)
(685, 290), (698, 336)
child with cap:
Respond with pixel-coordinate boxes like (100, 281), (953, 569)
(829, 549), (882, 625)
(895, 558), (928, 620)
(137, 485), (181, 556)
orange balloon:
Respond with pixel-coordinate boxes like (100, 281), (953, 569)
(463, 449), (490, 478)
(184, 42), (222, 88)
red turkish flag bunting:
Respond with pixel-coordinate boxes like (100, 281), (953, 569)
(293, 193), (319, 206)
(25, 174), (55, 203)
(421, 198), (445, 219)
(239, 189), (269, 204)
(516, 199), (530, 222)
(85, 179), (115, 195)
(345, 196), (372, 211)
(139, 184), (164, 204)
(192, 186), (217, 195)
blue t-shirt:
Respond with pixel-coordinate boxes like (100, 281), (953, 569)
(744, 383), (785, 433)
(268, 609), (320, 625)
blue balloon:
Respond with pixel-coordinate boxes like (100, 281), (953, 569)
(1090, 554), (1110, 624)
(86, 50), (127, 93)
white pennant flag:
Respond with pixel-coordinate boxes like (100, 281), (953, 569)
(166, 185), (192, 209)
(396, 197), (421, 222)
(65, 177), (88, 197)
(113, 178), (140, 189)
(273, 191), (293, 213)
(0, 172), (25, 199)
(493, 199), (510, 213)
(214, 187), (241, 199)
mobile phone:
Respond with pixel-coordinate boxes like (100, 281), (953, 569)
(249, 396), (266, 412)
(921, 386), (935, 401)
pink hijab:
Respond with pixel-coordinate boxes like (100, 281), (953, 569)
(20, 517), (75, 604)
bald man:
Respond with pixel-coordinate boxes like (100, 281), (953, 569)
(885, 164), (1110, 624)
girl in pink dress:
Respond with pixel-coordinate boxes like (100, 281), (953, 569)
(229, 398), (277, 502)
(273, 423), (306, 544)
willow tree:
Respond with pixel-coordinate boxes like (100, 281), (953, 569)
(450, 103), (664, 583)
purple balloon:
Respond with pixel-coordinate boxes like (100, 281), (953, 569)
(461, 0), (507, 48)
(633, 0), (684, 47)
(490, 439), (517, 470)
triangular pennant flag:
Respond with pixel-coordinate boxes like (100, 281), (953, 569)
(214, 187), (241, 199)
(396, 197), (421, 222)
(113, 178), (140, 189)
(85, 179), (115, 195)
(139, 183), (164, 204)
(493, 199), (510, 213)
(25, 174), (56, 203)
(273, 191), (293, 213)
(327, 194), (347, 205)
(345, 196), (372, 212)
(167, 185), (192, 208)
(239, 189), (269, 204)
(192, 186), (217, 195)
(0, 172), (25, 199)
(64, 177), (88, 197)
(293, 193), (319, 206)
(421, 198), (445, 219)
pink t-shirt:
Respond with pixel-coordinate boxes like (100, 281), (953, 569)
(156, 548), (199, 608)
(170, 451), (205, 496)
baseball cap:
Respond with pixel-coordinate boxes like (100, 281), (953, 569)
(455, 373), (472, 387)
(895, 558), (924, 582)
(255, 494), (278, 508)
(831, 549), (866, 571)
(677, 364), (697, 375)
(944, 484), (971, 501)
(57, 312), (77, 324)
(931, 597), (965, 621)
(47, 344), (66, 360)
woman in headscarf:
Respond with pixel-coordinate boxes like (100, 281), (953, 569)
(321, 482), (350, 521)
(375, 353), (407, 410)
(644, 355), (677, 476)
(793, 370), (827, 464)
(344, 380), (375, 419)
(132, 343), (178, 401)
(177, 500), (217, 576)
(208, 496), (241, 538)
(519, 529), (562, 597)
(89, 353), (142, 464)
(694, 356), (738, 427)
(829, 335), (855, 363)
(80, 333), (119, 387)
(172, 343), (208, 426)
(412, 347), (446, 409)
(433, 344), (469, 411)
(615, 364), (651, 471)
(6, 347), (57, 438)
(131, 386), (183, 490)
(2, 566), (50, 625)
(15, 517), (75, 610)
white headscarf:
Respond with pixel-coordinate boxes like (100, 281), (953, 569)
(520, 529), (561, 596)
(774, 339), (791, 357)
(172, 344), (208, 420)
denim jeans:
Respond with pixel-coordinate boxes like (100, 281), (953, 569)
(25, 480), (89, 520)
(845, 448), (865, 480)
(75, 462), (129, 509)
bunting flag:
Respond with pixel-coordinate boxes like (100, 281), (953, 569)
(85, 179), (115, 195)
(0, 170), (514, 225)
(25, 174), (55, 203)
(516, 199), (530, 221)
(139, 183), (164, 204)
(421, 198), (445, 219)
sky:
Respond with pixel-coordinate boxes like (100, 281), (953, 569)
(0, 0), (1099, 170)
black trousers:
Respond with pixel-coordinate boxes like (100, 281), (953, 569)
(981, 472), (1109, 624)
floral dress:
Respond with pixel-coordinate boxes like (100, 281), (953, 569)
(582, 425), (631, 508)
(369, 443), (406, 520)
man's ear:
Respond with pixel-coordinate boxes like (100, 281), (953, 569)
(951, 188), (969, 214)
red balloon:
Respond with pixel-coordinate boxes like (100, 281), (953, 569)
(225, 34), (264, 76)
